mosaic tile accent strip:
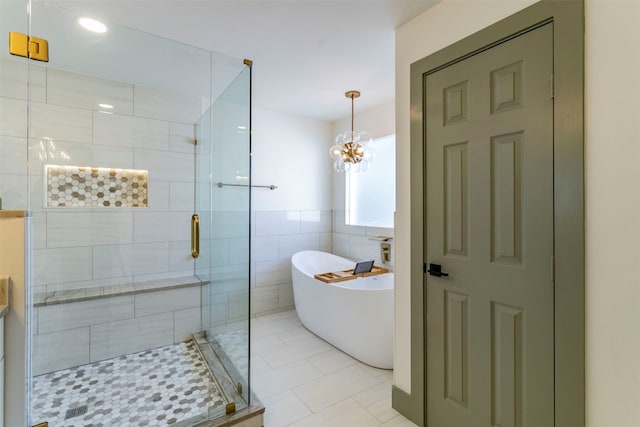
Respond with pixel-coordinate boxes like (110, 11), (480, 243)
(45, 165), (148, 208)
(32, 341), (225, 426)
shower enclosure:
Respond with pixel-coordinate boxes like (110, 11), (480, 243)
(0, 0), (252, 425)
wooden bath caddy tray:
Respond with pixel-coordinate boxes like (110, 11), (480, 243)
(314, 266), (389, 283)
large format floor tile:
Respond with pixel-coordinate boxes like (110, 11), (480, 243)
(252, 309), (417, 427)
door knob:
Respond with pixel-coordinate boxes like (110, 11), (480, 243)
(427, 263), (449, 277)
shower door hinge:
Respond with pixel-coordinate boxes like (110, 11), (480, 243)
(226, 402), (236, 415)
(9, 32), (49, 62)
(194, 138), (198, 146)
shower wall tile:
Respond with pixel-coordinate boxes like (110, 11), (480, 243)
(196, 239), (214, 270)
(93, 242), (170, 280)
(147, 180), (169, 211)
(300, 210), (332, 234)
(133, 211), (190, 243)
(47, 69), (134, 115)
(174, 307), (201, 342)
(45, 276), (134, 293)
(211, 211), (250, 239)
(30, 102), (93, 143)
(252, 236), (279, 262)
(132, 271), (193, 284)
(0, 136), (27, 175)
(211, 276), (247, 297)
(0, 58), (46, 102)
(169, 240), (195, 273)
(33, 247), (93, 286)
(28, 139), (136, 176)
(29, 175), (45, 212)
(31, 213), (47, 249)
(134, 86), (203, 124)
(0, 174), (27, 210)
(46, 212), (134, 247)
(255, 211), (301, 236)
(170, 122), (196, 153)
(0, 98), (27, 137)
(90, 312), (174, 362)
(32, 327), (90, 376)
(38, 295), (134, 334)
(94, 111), (169, 150)
(229, 289), (251, 319)
(134, 149), (194, 182)
(169, 181), (195, 211)
(134, 285), (200, 317)
(229, 238), (250, 264)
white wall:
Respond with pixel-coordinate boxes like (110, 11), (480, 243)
(252, 108), (332, 212)
(396, 0), (640, 425)
(584, 1), (640, 425)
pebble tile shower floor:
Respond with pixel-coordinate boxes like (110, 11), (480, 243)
(32, 340), (225, 426)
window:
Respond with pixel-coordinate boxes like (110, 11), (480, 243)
(345, 134), (395, 228)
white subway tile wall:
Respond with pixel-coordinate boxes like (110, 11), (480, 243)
(0, 58), (200, 290)
(249, 210), (332, 317)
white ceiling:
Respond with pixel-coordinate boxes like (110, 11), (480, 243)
(48, 0), (439, 122)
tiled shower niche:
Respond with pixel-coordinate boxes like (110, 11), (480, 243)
(45, 165), (148, 208)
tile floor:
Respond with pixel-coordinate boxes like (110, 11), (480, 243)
(251, 309), (418, 427)
(32, 340), (225, 426)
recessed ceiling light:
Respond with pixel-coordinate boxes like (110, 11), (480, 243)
(99, 103), (114, 109)
(78, 17), (107, 33)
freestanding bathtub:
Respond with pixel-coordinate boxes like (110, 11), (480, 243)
(291, 250), (393, 369)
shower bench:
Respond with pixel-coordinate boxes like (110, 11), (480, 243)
(32, 276), (211, 376)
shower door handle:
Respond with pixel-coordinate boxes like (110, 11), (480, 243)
(191, 214), (200, 258)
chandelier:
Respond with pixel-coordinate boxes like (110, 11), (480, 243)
(330, 90), (373, 173)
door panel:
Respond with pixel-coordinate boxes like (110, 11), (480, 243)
(426, 24), (554, 427)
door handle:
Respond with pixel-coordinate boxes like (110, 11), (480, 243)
(427, 263), (449, 277)
(191, 214), (200, 258)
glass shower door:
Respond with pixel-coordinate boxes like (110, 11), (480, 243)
(196, 66), (252, 408)
(6, 0), (252, 425)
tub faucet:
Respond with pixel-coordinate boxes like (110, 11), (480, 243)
(381, 242), (391, 264)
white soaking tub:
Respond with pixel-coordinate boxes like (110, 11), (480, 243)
(291, 250), (393, 369)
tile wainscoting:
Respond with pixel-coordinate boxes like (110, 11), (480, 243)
(251, 209), (332, 317)
(32, 279), (203, 376)
(249, 209), (394, 317)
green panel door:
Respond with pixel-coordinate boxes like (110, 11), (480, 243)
(425, 23), (554, 427)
